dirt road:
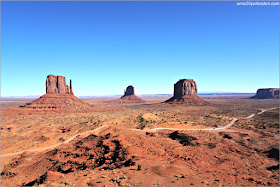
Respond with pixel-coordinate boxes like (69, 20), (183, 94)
(1, 107), (277, 158)
(1, 125), (109, 158)
(144, 107), (277, 132)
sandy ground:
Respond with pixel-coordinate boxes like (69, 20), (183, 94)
(0, 97), (279, 186)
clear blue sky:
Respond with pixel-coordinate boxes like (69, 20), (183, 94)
(1, 1), (279, 96)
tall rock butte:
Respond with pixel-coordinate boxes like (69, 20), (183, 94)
(123, 85), (135, 96)
(46, 75), (73, 94)
(22, 74), (92, 111)
(106, 85), (145, 104)
(119, 85), (145, 103)
(251, 88), (279, 99)
(165, 79), (208, 105)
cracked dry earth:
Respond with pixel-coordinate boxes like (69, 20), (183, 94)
(0, 98), (279, 186)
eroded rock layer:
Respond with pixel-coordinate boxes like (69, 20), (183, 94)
(119, 85), (145, 103)
(107, 85), (145, 104)
(251, 88), (279, 99)
(123, 85), (135, 96)
(174, 79), (197, 97)
(165, 79), (208, 105)
(21, 75), (92, 111)
(22, 94), (93, 112)
(46, 75), (73, 94)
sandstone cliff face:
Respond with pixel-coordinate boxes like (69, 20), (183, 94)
(46, 75), (73, 94)
(111, 85), (145, 103)
(165, 79), (208, 105)
(174, 79), (197, 98)
(124, 86), (135, 96)
(251, 88), (279, 99)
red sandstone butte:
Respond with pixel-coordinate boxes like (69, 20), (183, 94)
(119, 85), (145, 103)
(106, 85), (145, 104)
(165, 79), (208, 105)
(122, 85), (135, 96)
(251, 88), (279, 99)
(21, 74), (92, 111)
(46, 74), (73, 94)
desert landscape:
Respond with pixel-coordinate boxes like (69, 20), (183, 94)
(1, 75), (279, 186)
(1, 1), (279, 186)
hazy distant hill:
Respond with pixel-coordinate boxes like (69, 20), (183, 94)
(1, 93), (255, 100)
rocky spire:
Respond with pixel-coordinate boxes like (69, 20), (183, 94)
(70, 79), (73, 94)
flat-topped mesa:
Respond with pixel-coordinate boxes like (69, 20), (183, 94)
(251, 88), (279, 99)
(124, 85), (135, 96)
(46, 75), (73, 94)
(165, 79), (208, 105)
(174, 79), (197, 98)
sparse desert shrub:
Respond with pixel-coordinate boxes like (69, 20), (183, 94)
(236, 139), (246, 146)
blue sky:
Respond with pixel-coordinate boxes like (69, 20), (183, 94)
(1, 1), (279, 96)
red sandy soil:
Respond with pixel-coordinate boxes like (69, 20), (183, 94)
(0, 98), (279, 186)
(1, 124), (279, 186)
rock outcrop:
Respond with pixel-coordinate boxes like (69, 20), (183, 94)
(251, 88), (279, 99)
(165, 79), (208, 105)
(173, 79), (197, 97)
(21, 75), (93, 111)
(46, 75), (73, 94)
(123, 85), (135, 96)
(119, 85), (145, 103)
(107, 85), (145, 104)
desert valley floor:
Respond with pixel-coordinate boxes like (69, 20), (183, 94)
(0, 96), (279, 186)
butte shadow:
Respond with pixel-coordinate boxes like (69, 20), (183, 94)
(21, 74), (94, 112)
(165, 79), (209, 105)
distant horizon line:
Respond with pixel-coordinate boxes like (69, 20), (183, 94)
(0, 92), (256, 98)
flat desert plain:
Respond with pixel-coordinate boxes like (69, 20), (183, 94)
(0, 96), (279, 186)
